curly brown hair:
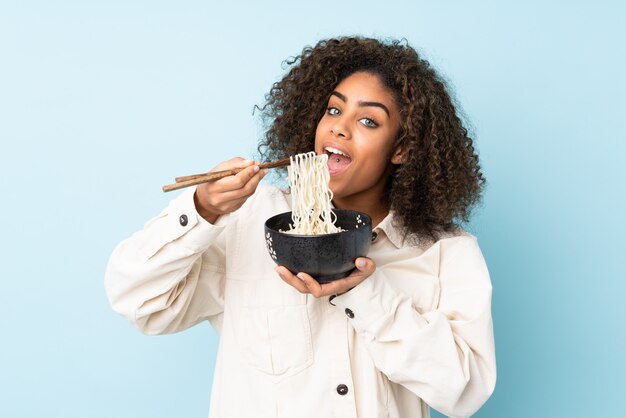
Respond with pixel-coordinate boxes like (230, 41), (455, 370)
(257, 36), (485, 242)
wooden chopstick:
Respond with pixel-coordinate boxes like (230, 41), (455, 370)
(174, 173), (211, 183)
(174, 158), (291, 183)
(162, 158), (291, 193)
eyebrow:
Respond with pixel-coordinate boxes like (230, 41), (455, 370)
(330, 91), (390, 117)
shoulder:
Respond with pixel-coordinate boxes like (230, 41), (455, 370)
(395, 220), (485, 264)
(409, 226), (476, 252)
(411, 227), (484, 268)
(438, 228), (477, 247)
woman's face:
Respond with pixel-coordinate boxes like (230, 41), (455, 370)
(314, 71), (402, 206)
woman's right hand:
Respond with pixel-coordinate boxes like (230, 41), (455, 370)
(194, 158), (267, 224)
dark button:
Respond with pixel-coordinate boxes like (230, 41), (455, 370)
(179, 214), (188, 226)
(336, 384), (349, 396)
(329, 295), (337, 306)
(371, 231), (378, 242)
(345, 308), (354, 319)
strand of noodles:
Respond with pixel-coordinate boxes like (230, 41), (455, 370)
(287, 152), (343, 235)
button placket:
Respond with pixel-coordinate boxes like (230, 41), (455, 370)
(326, 300), (357, 417)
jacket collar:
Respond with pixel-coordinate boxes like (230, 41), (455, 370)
(373, 211), (404, 249)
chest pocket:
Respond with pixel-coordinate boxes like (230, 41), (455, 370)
(230, 277), (313, 382)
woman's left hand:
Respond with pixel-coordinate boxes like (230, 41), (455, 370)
(275, 257), (376, 298)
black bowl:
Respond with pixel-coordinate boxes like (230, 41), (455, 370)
(264, 209), (372, 283)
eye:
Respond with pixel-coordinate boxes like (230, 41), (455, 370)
(327, 107), (340, 115)
(360, 117), (378, 128)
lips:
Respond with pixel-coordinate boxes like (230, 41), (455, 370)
(323, 145), (352, 176)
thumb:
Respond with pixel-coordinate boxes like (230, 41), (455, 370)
(233, 158), (256, 169)
(354, 257), (375, 275)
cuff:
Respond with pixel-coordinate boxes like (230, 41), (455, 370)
(137, 186), (227, 260)
(333, 270), (428, 340)
(332, 270), (421, 337)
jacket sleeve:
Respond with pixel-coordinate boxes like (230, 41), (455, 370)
(333, 236), (496, 418)
(104, 187), (229, 335)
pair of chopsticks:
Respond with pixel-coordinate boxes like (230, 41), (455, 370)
(162, 158), (291, 192)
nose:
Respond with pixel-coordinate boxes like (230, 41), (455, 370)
(330, 118), (351, 140)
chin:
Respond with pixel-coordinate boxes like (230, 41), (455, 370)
(329, 181), (342, 197)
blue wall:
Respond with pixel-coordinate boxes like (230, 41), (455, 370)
(1, 1), (624, 417)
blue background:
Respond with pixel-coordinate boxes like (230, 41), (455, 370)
(1, 1), (624, 417)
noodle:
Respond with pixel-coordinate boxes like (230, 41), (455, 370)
(286, 152), (343, 235)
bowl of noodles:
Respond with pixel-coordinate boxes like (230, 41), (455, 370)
(264, 152), (372, 283)
(265, 209), (372, 283)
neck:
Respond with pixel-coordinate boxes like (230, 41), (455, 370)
(331, 166), (395, 228)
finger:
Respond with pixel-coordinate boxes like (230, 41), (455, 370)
(315, 277), (357, 297)
(354, 257), (376, 276)
(311, 258), (377, 297)
(215, 170), (266, 203)
(213, 164), (260, 192)
(230, 163), (260, 189)
(335, 257), (376, 288)
(296, 272), (324, 298)
(224, 168), (266, 197)
(276, 266), (309, 294)
(241, 168), (268, 196)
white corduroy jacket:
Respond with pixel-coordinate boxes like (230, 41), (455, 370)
(105, 185), (496, 418)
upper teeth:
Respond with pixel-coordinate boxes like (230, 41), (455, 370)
(325, 147), (349, 157)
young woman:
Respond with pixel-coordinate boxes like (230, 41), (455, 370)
(105, 36), (496, 418)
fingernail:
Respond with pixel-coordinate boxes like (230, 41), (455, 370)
(296, 273), (306, 282)
(253, 165), (260, 173)
(243, 159), (252, 164)
(275, 267), (283, 277)
(356, 259), (366, 268)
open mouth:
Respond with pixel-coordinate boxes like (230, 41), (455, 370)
(324, 146), (352, 175)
